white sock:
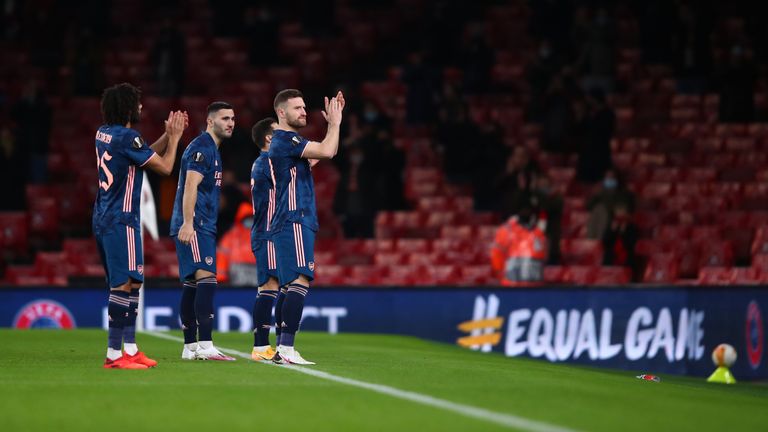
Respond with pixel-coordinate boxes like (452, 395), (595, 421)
(124, 343), (138, 356)
(184, 343), (198, 351)
(253, 345), (270, 352)
(106, 348), (122, 361)
(198, 340), (213, 350)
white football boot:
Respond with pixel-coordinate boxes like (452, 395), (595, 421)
(181, 343), (198, 360)
(195, 345), (236, 361)
(274, 345), (315, 365)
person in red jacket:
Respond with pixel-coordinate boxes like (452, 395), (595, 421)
(491, 202), (548, 286)
(216, 202), (257, 285)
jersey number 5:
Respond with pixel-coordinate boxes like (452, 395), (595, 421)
(97, 150), (114, 191)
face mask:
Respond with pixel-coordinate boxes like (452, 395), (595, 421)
(242, 217), (254, 228)
(603, 178), (617, 189)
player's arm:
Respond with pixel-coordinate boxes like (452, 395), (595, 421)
(299, 92), (345, 160)
(309, 159), (320, 167)
(177, 171), (203, 245)
(144, 111), (187, 176)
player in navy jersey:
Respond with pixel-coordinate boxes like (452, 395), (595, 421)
(269, 89), (345, 365)
(249, 117), (280, 361)
(95, 83), (187, 369)
(170, 101), (235, 361)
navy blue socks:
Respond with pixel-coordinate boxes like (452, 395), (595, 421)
(123, 288), (140, 344)
(274, 288), (287, 345)
(195, 276), (217, 342)
(280, 283), (308, 347)
(107, 291), (130, 350)
(180, 281), (197, 344)
(253, 290), (277, 347)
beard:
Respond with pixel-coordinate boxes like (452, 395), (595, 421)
(286, 116), (306, 129)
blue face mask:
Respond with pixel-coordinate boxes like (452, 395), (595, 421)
(603, 178), (617, 189)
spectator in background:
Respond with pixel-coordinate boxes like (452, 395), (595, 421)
(602, 203), (637, 270)
(717, 44), (756, 123)
(245, 4), (278, 66)
(576, 88), (614, 183)
(457, 26), (494, 93)
(435, 98), (476, 184)
(334, 138), (377, 238)
(473, 121), (507, 211)
(541, 69), (579, 153)
(531, 175), (563, 264)
(0, 127), (25, 210)
(491, 200), (547, 286)
(403, 50), (438, 124)
(10, 80), (51, 184)
(151, 19), (186, 97)
(526, 39), (563, 121)
(217, 170), (248, 239)
(216, 202), (257, 285)
(586, 168), (634, 240)
(574, 6), (615, 94)
(496, 146), (541, 219)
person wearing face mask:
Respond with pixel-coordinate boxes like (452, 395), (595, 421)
(491, 199), (548, 286)
(586, 168), (635, 240)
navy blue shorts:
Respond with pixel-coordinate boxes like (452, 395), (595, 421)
(173, 231), (217, 281)
(272, 223), (315, 286)
(96, 225), (144, 288)
(253, 239), (279, 287)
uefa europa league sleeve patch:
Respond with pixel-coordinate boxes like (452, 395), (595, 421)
(133, 136), (145, 149)
(193, 151), (205, 162)
(292, 136), (301, 146)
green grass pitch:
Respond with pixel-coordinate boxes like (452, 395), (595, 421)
(2, 329), (767, 432)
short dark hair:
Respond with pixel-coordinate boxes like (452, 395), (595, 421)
(101, 83), (141, 125)
(273, 89), (303, 109)
(251, 117), (277, 149)
(207, 101), (233, 116)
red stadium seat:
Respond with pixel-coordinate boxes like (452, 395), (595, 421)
(423, 265), (460, 285)
(459, 266), (495, 286)
(697, 267), (731, 285)
(373, 252), (407, 266)
(0, 212), (29, 257)
(543, 266), (567, 283)
(643, 254), (680, 283)
(34, 252), (71, 279)
(314, 265), (348, 286)
(560, 239), (603, 266)
(565, 266), (598, 285)
(697, 240), (734, 268)
(594, 267), (632, 285)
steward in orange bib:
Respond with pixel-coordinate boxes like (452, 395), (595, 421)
(217, 202), (257, 285)
(491, 205), (547, 286)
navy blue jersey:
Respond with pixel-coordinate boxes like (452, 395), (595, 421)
(170, 132), (222, 236)
(268, 130), (318, 232)
(250, 151), (276, 248)
(93, 125), (156, 235)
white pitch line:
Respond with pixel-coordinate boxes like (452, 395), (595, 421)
(144, 331), (579, 432)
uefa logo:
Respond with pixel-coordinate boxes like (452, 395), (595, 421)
(13, 299), (76, 329)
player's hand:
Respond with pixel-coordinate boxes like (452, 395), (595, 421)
(166, 111), (186, 142)
(323, 96), (343, 126)
(178, 222), (195, 245)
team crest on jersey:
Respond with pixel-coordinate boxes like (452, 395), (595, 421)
(292, 136), (301, 146)
(133, 136), (145, 149)
(13, 299), (76, 329)
(137, 264), (144, 275)
(205, 256), (213, 265)
(193, 152), (205, 162)
(308, 262), (315, 271)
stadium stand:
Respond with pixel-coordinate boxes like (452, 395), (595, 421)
(1, 0), (767, 287)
